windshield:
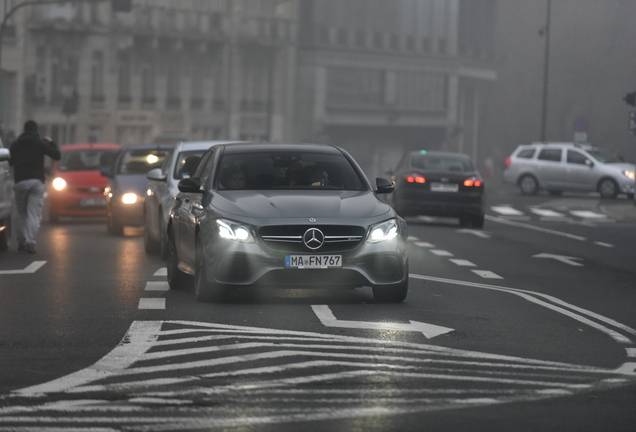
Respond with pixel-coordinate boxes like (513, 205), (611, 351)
(116, 148), (170, 175)
(411, 154), (474, 172)
(58, 149), (119, 172)
(216, 150), (366, 191)
(586, 149), (623, 163)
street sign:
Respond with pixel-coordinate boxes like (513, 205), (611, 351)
(629, 112), (636, 135)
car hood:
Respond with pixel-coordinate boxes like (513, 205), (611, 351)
(111, 174), (150, 195)
(606, 162), (635, 171)
(212, 190), (392, 219)
(52, 170), (108, 187)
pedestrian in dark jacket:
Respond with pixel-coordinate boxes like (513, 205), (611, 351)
(9, 120), (61, 253)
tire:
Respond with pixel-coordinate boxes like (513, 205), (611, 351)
(459, 214), (471, 227)
(107, 211), (124, 235)
(471, 214), (485, 228)
(166, 227), (192, 290)
(0, 217), (9, 252)
(627, 193), (635, 200)
(548, 190), (563, 197)
(598, 178), (618, 199)
(518, 174), (539, 195)
(372, 263), (408, 303)
(143, 211), (161, 254)
(158, 214), (168, 260)
(194, 231), (227, 302)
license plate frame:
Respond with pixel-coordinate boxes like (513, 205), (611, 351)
(79, 197), (107, 207)
(430, 182), (459, 193)
(285, 255), (342, 269)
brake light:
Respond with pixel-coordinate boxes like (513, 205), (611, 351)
(505, 157), (511, 168)
(406, 175), (426, 184)
(463, 177), (483, 187)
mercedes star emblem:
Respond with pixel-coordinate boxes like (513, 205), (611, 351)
(303, 228), (325, 250)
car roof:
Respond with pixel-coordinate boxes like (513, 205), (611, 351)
(60, 143), (121, 151)
(220, 142), (342, 154)
(409, 150), (471, 159)
(175, 140), (244, 152)
(119, 143), (175, 151)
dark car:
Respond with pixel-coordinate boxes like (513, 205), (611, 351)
(390, 150), (485, 228)
(166, 143), (409, 303)
(102, 144), (172, 235)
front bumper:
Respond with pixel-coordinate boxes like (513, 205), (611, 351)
(201, 225), (409, 289)
(109, 200), (144, 226)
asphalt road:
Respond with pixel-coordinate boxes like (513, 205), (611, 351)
(0, 183), (635, 431)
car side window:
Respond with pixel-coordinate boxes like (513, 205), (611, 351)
(567, 150), (589, 165)
(537, 148), (562, 162)
(517, 148), (536, 159)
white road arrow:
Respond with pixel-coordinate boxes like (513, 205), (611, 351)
(311, 305), (454, 339)
(532, 253), (583, 266)
(457, 229), (491, 238)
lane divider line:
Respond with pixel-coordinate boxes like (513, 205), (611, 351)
(485, 215), (587, 241)
(145, 281), (170, 292)
(449, 259), (477, 267)
(154, 268), (167, 277)
(471, 270), (503, 279)
(0, 261), (46, 275)
(139, 298), (166, 310)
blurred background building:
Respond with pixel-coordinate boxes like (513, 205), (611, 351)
(1, 0), (635, 178)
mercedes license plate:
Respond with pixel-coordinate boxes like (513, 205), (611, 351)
(430, 182), (459, 192)
(285, 255), (342, 269)
(79, 198), (107, 206)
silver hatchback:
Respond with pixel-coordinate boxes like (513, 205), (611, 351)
(503, 143), (635, 199)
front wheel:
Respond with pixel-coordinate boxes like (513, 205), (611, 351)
(372, 264), (408, 303)
(598, 178), (618, 199)
(518, 175), (539, 195)
(107, 211), (124, 235)
(167, 227), (192, 290)
(194, 232), (227, 302)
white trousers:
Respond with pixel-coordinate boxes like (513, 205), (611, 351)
(13, 179), (45, 245)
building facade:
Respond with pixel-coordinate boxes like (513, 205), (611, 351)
(1, 0), (498, 178)
(294, 0), (497, 176)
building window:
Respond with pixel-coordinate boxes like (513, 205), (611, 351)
(141, 63), (156, 105)
(396, 71), (447, 111)
(91, 51), (104, 101)
(166, 63), (181, 109)
(241, 53), (270, 112)
(50, 49), (63, 103)
(118, 52), (132, 104)
(327, 67), (384, 107)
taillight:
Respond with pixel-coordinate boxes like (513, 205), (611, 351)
(406, 174), (426, 184)
(505, 157), (511, 168)
(463, 177), (483, 187)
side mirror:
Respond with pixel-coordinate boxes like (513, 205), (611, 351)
(146, 168), (166, 182)
(178, 177), (203, 193)
(100, 168), (113, 178)
(0, 148), (10, 162)
(585, 159), (594, 168)
(375, 177), (395, 194)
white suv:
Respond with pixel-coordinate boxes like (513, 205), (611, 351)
(503, 142), (635, 199)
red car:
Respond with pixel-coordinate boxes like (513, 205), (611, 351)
(47, 143), (121, 222)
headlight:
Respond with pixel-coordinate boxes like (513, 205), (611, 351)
(367, 219), (399, 243)
(121, 193), (139, 204)
(51, 177), (67, 191)
(216, 219), (255, 243)
(623, 170), (635, 180)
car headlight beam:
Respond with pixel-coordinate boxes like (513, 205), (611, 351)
(367, 219), (399, 243)
(623, 170), (635, 180)
(121, 193), (139, 204)
(216, 219), (255, 243)
(51, 177), (67, 191)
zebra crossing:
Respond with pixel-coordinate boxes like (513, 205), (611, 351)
(0, 320), (634, 430)
(489, 205), (612, 223)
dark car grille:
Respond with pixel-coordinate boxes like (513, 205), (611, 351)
(259, 225), (366, 253)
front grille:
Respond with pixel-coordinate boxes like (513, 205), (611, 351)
(259, 225), (365, 253)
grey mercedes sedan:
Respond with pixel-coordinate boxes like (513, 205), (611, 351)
(166, 143), (409, 303)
